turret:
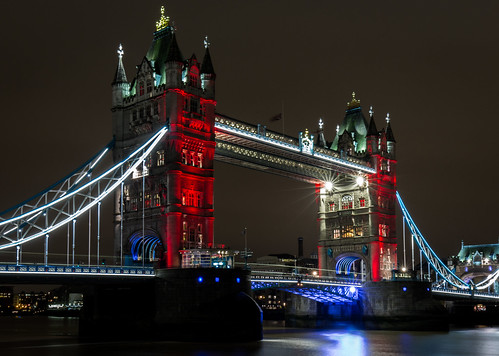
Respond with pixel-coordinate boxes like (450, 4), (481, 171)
(164, 32), (184, 88)
(200, 36), (216, 99)
(384, 114), (396, 158)
(315, 118), (327, 148)
(111, 44), (129, 108)
(366, 106), (378, 155)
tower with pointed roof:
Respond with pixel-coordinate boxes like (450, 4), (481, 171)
(317, 93), (397, 281)
(111, 6), (216, 268)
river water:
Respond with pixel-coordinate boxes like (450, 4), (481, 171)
(1, 316), (498, 356)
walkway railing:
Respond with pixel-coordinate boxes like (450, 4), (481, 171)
(0, 263), (155, 277)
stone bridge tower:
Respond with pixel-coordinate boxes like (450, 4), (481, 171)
(317, 94), (397, 281)
(111, 7), (216, 267)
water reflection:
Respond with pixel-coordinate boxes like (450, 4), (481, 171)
(1, 317), (499, 356)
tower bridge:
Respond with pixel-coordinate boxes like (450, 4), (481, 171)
(0, 7), (499, 334)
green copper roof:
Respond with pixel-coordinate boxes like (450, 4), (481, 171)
(457, 243), (499, 262)
(145, 27), (175, 76)
(335, 107), (368, 152)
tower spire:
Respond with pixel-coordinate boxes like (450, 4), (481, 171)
(367, 105), (378, 136)
(112, 44), (127, 84)
(201, 36), (215, 75)
(385, 113), (396, 142)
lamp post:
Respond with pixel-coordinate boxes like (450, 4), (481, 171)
(243, 227), (248, 270)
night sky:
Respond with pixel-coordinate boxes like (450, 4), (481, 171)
(1, 1), (499, 262)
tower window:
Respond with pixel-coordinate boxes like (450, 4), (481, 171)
(181, 149), (188, 165)
(190, 151), (196, 166)
(153, 193), (160, 207)
(157, 150), (165, 166)
(341, 195), (353, 210)
(328, 202), (335, 212)
(139, 82), (145, 96)
(146, 80), (152, 93)
(359, 198), (365, 207)
(190, 98), (199, 113)
(341, 225), (354, 238)
(333, 229), (340, 239)
(379, 224), (389, 237)
(198, 153), (203, 168)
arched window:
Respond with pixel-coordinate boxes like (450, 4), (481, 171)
(190, 151), (196, 166)
(197, 153), (203, 168)
(189, 67), (200, 88)
(341, 195), (353, 210)
(139, 81), (145, 96)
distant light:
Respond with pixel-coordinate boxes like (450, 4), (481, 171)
(198, 276), (203, 283)
(215, 277), (220, 282)
(356, 176), (365, 186)
(349, 286), (356, 293)
(402, 287), (407, 292)
(401, 267), (407, 272)
(325, 181), (333, 191)
(236, 277), (241, 283)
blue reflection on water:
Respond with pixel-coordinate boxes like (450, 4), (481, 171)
(2, 317), (499, 356)
(321, 332), (366, 355)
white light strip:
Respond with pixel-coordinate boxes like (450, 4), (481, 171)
(0, 128), (167, 249)
(0, 270), (156, 277)
(0, 128), (166, 227)
(215, 122), (300, 152)
(215, 122), (375, 174)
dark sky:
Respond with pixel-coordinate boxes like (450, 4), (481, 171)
(1, 1), (499, 262)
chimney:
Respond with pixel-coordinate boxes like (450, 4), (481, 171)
(297, 237), (304, 258)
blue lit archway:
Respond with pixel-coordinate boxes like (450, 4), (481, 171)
(127, 229), (164, 264)
(335, 254), (366, 281)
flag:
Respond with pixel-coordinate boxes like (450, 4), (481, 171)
(270, 113), (282, 122)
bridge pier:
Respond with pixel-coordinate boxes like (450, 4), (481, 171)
(361, 281), (448, 330)
(285, 294), (363, 328)
(79, 268), (262, 341)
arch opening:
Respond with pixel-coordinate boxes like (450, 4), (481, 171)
(335, 255), (366, 281)
(127, 229), (164, 265)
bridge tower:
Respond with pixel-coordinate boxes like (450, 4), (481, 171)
(318, 94), (397, 281)
(111, 7), (216, 267)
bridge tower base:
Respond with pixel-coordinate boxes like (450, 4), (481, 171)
(79, 269), (262, 341)
(284, 294), (363, 328)
(361, 281), (448, 330)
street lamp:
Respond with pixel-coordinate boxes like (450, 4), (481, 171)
(243, 227), (248, 269)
